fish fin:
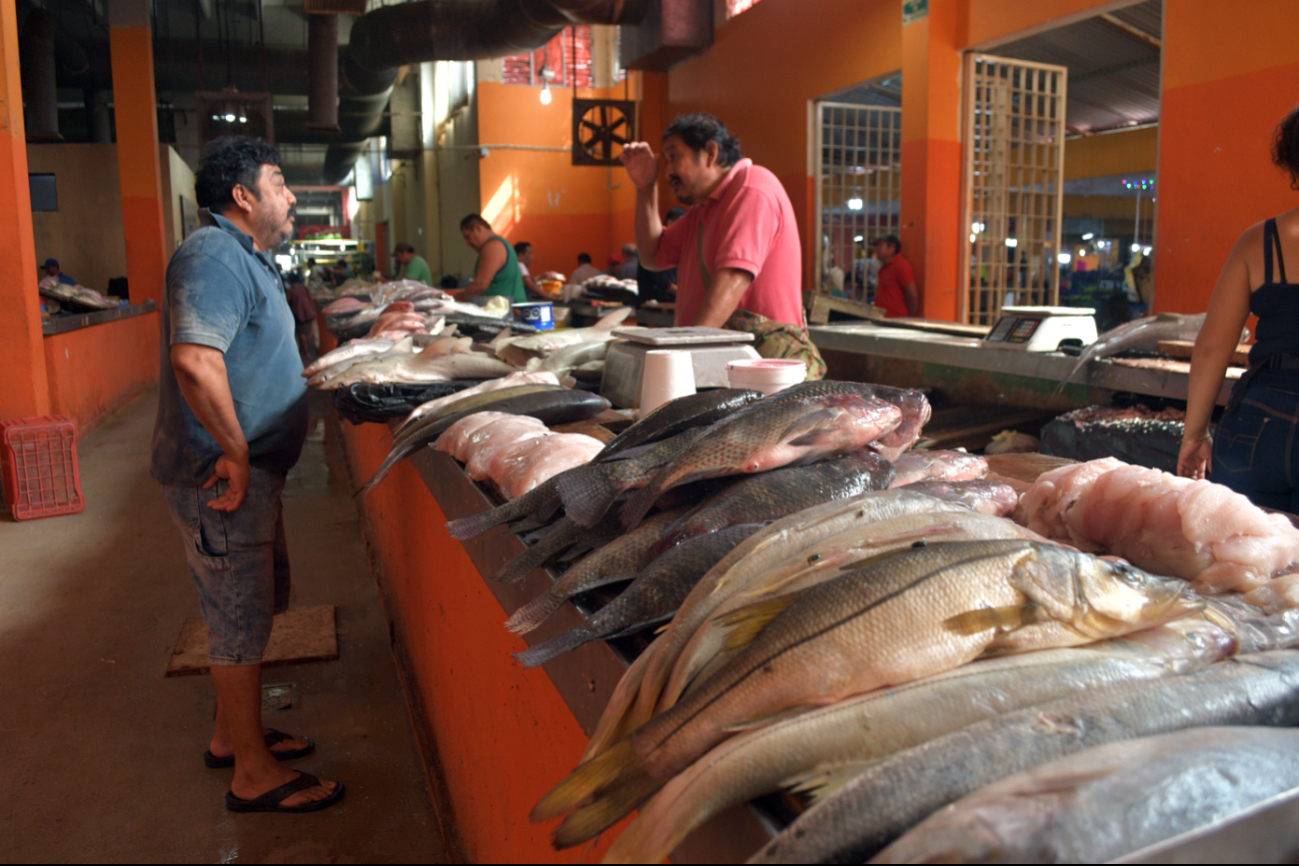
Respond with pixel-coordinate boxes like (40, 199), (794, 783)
(593, 307), (634, 331)
(785, 761), (877, 803)
(782, 408), (847, 447)
(718, 590), (810, 652)
(944, 602), (1045, 636)
(514, 625), (594, 668)
(533, 738), (659, 847)
(619, 480), (663, 530)
(835, 542), (938, 573)
(721, 704), (814, 733)
(604, 612), (676, 642)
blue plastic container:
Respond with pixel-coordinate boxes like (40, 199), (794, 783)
(513, 301), (555, 331)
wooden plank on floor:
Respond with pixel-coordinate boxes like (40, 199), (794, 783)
(166, 604), (338, 677)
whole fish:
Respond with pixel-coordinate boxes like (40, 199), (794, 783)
(621, 484), (1019, 753)
(619, 393), (905, 529)
(889, 450), (987, 488)
(395, 371), (562, 436)
(515, 525), (764, 668)
(445, 474), (565, 541)
(321, 349), (516, 388)
(302, 338), (394, 378)
(555, 428), (711, 527)
(1054, 312), (1212, 394)
(494, 512), (624, 585)
(529, 340), (611, 381)
(309, 335), (418, 387)
(392, 383), (561, 444)
(643, 452), (895, 565)
(606, 618), (1237, 864)
(869, 724), (1299, 865)
(759, 649), (1299, 864)
(535, 541), (1200, 846)
(597, 389), (765, 461)
(360, 389), (608, 495)
(495, 307), (632, 367)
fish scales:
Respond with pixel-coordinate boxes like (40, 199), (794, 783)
(557, 429), (711, 527)
(516, 525), (764, 668)
(494, 512), (624, 585)
(869, 722), (1299, 865)
(597, 389), (765, 461)
(605, 619), (1236, 864)
(537, 541), (1199, 846)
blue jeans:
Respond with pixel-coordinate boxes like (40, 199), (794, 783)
(1212, 381), (1299, 513)
(162, 467), (290, 665)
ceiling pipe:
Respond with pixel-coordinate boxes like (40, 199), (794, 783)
(322, 0), (652, 184)
(307, 14), (341, 133)
(20, 10), (63, 141)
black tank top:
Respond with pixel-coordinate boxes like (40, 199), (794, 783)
(1249, 218), (1299, 365)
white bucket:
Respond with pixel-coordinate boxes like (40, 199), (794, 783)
(726, 359), (807, 395)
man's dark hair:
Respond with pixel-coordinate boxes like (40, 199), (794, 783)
(195, 136), (281, 213)
(875, 235), (902, 252)
(460, 213), (492, 232)
(665, 206), (688, 224)
(514, 241), (532, 256)
(1275, 105), (1299, 189)
(394, 242), (415, 254)
(577, 252), (592, 264)
(664, 114), (743, 168)
(306, 257), (316, 266)
(439, 274), (460, 289)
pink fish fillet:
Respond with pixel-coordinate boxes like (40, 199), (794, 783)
(1016, 458), (1299, 593)
(435, 412), (516, 459)
(498, 434), (605, 500)
(321, 296), (368, 315)
(464, 420), (551, 481)
(888, 450), (988, 488)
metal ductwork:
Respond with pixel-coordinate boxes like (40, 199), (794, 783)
(321, 0), (654, 184)
(20, 10), (65, 141)
(307, 14), (341, 133)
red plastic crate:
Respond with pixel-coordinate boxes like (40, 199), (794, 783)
(0, 415), (85, 521)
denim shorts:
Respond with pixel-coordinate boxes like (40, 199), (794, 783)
(162, 467), (290, 665)
(1212, 380), (1299, 513)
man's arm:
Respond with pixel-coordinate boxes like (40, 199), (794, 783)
(462, 241), (507, 297)
(622, 143), (667, 270)
(694, 267), (754, 328)
(170, 343), (250, 512)
(902, 281), (919, 317)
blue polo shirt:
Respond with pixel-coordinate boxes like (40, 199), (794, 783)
(151, 210), (308, 487)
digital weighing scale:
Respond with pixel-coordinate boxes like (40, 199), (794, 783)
(601, 327), (760, 409)
(982, 306), (1098, 352)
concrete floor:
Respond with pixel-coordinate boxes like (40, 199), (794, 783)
(0, 388), (446, 863)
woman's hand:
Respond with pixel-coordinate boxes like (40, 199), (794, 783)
(1178, 436), (1213, 480)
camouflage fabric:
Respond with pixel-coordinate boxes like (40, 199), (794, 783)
(725, 309), (827, 381)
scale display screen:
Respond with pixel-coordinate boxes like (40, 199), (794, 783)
(987, 316), (1041, 344)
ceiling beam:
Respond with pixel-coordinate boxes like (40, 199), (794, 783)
(1099, 12), (1162, 50)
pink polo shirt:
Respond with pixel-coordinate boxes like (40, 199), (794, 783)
(656, 159), (805, 328)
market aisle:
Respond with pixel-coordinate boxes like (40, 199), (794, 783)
(0, 388), (446, 863)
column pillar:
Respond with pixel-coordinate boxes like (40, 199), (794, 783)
(0, 0), (51, 418)
(109, 0), (169, 306)
(899, 3), (964, 321)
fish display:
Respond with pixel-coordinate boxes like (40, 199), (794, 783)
(1018, 457), (1299, 594)
(302, 338), (395, 378)
(619, 391), (906, 529)
(506, 508), (691, 635)
(320, 296), (369, 316)
(534, 541), (1200, 847)
(869, 725), (1299, 864)
(516, 525), (765, 668)
(395, 371), (561, 436)
(494, 512), (625, 585)
(495, 307), (633, 367)
(756, 648), (1299, 864)
(495, 433), (606, 500)
(642, 452), (895, 564)
(463, 417), (551, 481)
(596, 389), (765, 461)
(319, 347), (517, 388)
(307, 335), (420, 387)
(889, 450), (987, 488)
(605, 618), (1238, 864)
(1054, 312), (1210, 394)
(554, 429), (712, 527)
(529, 340), (612, 383)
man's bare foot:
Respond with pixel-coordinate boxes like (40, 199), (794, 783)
(231, 765), (339, 808)
(208, 727), (311, 760)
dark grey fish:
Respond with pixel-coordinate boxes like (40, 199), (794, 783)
(361, 388), (610, 496)
(505, 507), (691, 635)
(493, 511), (624, 585)
(871, 718), (1299, 864)
(642, 451), (894, 565)
(597, 389), (764, 461)
(555, 428), (709, 527)
(445, 475), (564, 540)
(515, 525), (764, 668)
(754, 651), (1299, 864)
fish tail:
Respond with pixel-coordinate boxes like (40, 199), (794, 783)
(356, 447), (409, 498)
(514, 625), (594, 668)
(504, 592), (566, 635)
(494, 522), (576, 584)
(556, 464), (623, 527)
(447, 479), (556, 540)
(532, 739), (662, 848)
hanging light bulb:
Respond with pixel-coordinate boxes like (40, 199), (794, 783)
(540, 82), (552, 105)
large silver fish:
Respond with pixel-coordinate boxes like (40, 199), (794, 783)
(496, 307), (632, 367)
(1054, 312), (1230, 394)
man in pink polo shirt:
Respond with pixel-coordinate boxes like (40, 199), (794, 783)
(622, 114), (807, 330)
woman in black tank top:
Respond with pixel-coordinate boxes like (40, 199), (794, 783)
(1181, 106), (1299, 511)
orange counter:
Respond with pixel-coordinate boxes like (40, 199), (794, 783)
(43, 308), (159, 431)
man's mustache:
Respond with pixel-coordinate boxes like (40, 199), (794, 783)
(668, 175), (682, 186)
(286, 206), (297, 222)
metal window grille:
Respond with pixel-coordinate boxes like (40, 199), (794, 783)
(960, 54), (1068, 325)
(814, 103), (902, 304)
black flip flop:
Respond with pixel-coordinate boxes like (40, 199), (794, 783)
(226, 771), (345, 814)
(204, 729), (315, 768)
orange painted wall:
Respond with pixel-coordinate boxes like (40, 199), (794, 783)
(337, 418), (628, 863)
(1155, 0), (1299, 313)
(43, 314), (160, 431)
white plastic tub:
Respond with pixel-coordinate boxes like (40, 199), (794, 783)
(726, 359), (807, 395)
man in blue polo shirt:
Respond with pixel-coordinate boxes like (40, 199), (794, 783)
(152, 136), (342, 814)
